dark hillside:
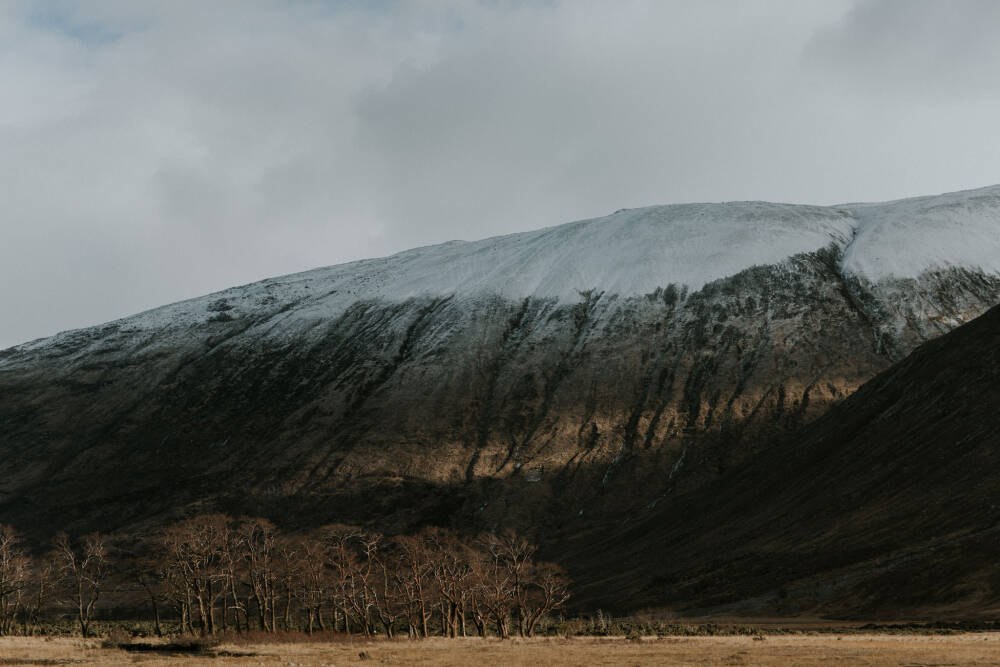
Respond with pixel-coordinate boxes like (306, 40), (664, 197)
(568, 304), (1000, 619)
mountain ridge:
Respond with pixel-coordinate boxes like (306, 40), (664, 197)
(6, 183), (1000, 355)
(1, 185), (999, 618)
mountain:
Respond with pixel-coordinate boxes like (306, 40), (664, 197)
(569, 301), (1000, 619)
(1, 185), (999, 607)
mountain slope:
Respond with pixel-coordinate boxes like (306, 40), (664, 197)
(1, 186), (999, 596)
(571, 302), (1000, 618)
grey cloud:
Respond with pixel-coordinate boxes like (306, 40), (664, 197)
(804, 0), (1000, 97)
(3, 0), (1000, 348)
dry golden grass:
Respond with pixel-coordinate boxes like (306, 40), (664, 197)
(1, 633), (1000, 666)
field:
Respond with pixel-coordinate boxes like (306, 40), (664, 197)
(2, 634), (1000, 666)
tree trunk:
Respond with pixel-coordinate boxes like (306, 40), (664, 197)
(449, 602), (460, 638)
(495, 614), (509, 639)
(77, 580), (88, 637)
(184, 588), (195, 634)
(284, 583), (292, 631)
(207, 580), (216, 635)
(339, 605), (351, 635)
(229, 578), (244, 634)
(149, 593), (162, 637)
(196, 594), (209, 636)
(254, 593), (267, 631)
(221, 589), (228, 632)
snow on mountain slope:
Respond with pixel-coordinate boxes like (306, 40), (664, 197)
(840, 184), (1000, 280)
(13, 201), (857, 350)
(7, 185), (1000, 357)
(373, 201), (856, 301)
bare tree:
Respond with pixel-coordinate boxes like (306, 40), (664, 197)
(120, 542), (164, 638)
(157, 540), (195, 634)
(342, 531), (380, 637)
(471, 540), (515, 639)
(371, 554), (404, 637)
(159, 515), (231, 635)
(52, 532), (109, 637)
(395, 534), (434, 638)
(484, 531), (535, 636)
(294, 534), (329, 633)
(427, 530), (474, 638)
(238, 517), (279, 632)
(218, 522), (250, 634)
(22, 517), (572, 640)
(0, 525), (30, 635)
(317, 524), (363, 635)
(21, 554), (54, 636)
(520, 562), (571, 636)
(467, 580), (489, 638)
(275, 536), (302, 632)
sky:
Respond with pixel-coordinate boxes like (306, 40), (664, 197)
(3, 0), (1000, 348)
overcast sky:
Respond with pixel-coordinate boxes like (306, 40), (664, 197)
(3, 0), (1000, 348)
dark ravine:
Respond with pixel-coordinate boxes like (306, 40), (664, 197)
(1, 188), (1000, 618)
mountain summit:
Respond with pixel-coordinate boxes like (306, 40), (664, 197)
(1, 185), (999, 614)
(11, 185), (1000, 353)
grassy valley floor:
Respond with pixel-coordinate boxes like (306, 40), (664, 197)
(2, 634), (1000, 666)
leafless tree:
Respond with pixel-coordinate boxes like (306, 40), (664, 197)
(0, 525), (30, 635)
(52, 532), (109, 637)
(342, 531), (381, 637)
(294, 534), (329, 633)
(275, 536), (303, 632)
(426, 529), (474, 638)
(159, 515), (231, 635)
(520, 562), (571, 636)
(237, 517), (279, 632)
(22, 517), (573, 639)
(471, 540), (515, 639)
(395, 533), (435, 637)
(21, 554), (54, 636)
(119, 542), (164, 638)
(218, 525), (249, 634)
(317, 524), (363, 635)
(484, 531), (535, 636)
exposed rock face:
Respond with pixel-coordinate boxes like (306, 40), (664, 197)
(1, 186), (999, 574)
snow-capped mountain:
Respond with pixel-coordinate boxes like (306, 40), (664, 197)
(1, 185), (999, 543)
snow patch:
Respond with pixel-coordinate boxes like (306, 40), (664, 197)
(840, 184), (1000, 281)
(121, 201), (856, 332)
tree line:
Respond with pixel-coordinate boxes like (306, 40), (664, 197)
(0, 517), (570, 639)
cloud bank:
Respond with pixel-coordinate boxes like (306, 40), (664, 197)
(3, 0), (1000, 347)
